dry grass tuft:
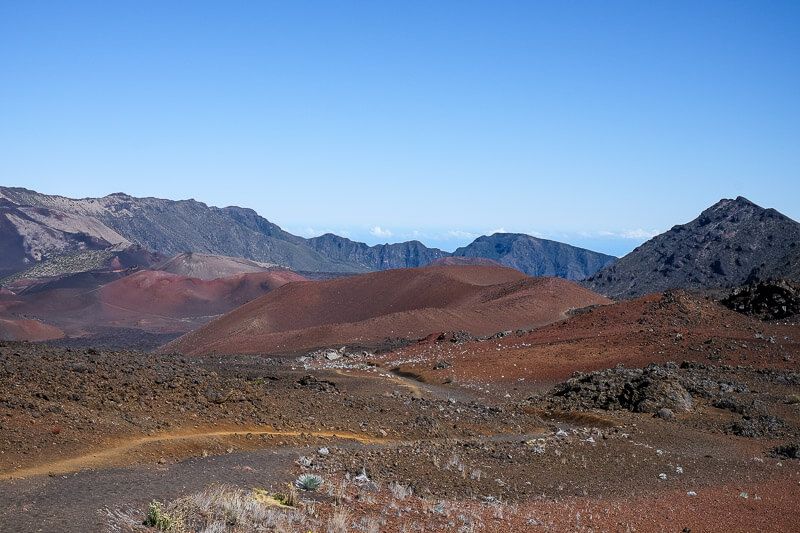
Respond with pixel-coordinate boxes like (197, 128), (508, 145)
(136, 484), (311, 532)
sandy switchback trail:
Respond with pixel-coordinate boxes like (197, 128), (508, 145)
(2, 427), (388, 479)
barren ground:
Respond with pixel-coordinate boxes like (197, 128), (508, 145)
(0, 291), (799, 532)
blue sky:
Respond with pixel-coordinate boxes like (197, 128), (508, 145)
(1, 1), (798, 256)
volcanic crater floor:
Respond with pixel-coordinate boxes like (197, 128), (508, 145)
(0, 329), (799, 532)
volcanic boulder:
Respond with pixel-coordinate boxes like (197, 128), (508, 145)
(721, 280), (800, 320)
(549, 363), (694, 413)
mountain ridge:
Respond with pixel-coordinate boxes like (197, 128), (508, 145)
(0, 186), (615, 279)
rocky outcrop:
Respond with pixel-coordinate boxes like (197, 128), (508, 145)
(721, 280), (800, 320)
(548, 363), (695, 413)
(585, 197), (800, 298)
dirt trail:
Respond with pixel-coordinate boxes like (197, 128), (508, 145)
(3, 423), (550, 480)
(1, 427), (388, 479)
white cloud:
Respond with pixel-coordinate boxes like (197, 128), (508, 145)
(446, 229), (479, 240)
(369, 225), (393, 238)
(488, 227), (507, 235)
(291, 227), (325, 238)
(591, 229), (662, 240)
(619, 228), (661, 239)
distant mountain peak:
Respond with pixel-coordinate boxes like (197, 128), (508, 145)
(585, 197), (800, 298)
(452, 232), (616, 280)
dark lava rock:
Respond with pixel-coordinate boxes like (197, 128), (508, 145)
(712, 397), (766, 416)
(294, 374), (338, 393)
(729, 415), (786, 438)
(772, 442), (800, 459)
(721, 280), (800, 320)
(549, 364), (694, 414)
(436, 331), (473, 344)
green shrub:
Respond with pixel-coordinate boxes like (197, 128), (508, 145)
(144, 501), (175, 531)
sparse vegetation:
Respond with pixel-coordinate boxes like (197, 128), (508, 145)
(295, 473), (324, 492)
(136, 485), (311, 532)
(270, 483), (298, 507)
(0, 248), (118, 284)
(144, 501), (177, 531)
(327, 508), (350, 533)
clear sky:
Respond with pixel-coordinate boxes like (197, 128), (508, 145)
(1, 1), (798, 256)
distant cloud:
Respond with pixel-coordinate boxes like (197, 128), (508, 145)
(594, 229), (661, 240)
(619, 228), (661, 239)
(446, 229), (480, 240)
(292, 227), (324, 238)
(369, 225), (393, 238)
(488, 227), (507, 235)
(288, 226), (350, 238)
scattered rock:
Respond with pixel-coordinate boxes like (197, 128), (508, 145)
(436, 331), (473, 344)
(294, 375), (338, 393)
(324, 350), (342, 361)
(656, 408), (675, 420)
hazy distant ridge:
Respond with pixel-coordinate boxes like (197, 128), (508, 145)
(0, 186), (615, 279)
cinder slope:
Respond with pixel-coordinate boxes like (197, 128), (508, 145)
(164, 264), (611, 356)
(0, 269), (306, 338)
(152, 252), (278, 280)
(0, 317), (64, 342)
(585, 197), (800, 298)
(380, 289), (796, 387)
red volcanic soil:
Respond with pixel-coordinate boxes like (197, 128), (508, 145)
(0, 269), (306, 337)
(164, 264), (611, 356)
(377, 290), (800, 394)
(0, 317), (63, 341)
(99, 269), (305, 318)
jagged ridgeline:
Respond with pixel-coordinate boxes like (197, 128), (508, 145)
(0, 187), (614, 279)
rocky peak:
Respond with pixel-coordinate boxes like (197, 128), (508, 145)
(585, 197), (800, 298)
